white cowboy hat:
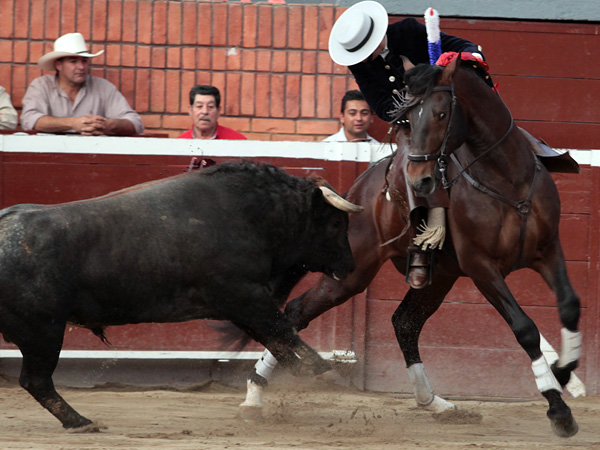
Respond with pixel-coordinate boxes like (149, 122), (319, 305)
(328, 1), (388, 66)
(38, 32), (104, 71)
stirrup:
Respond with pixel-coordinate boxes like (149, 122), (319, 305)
(405, 246), (435, 288)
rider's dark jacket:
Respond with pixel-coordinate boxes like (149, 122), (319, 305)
(349, 18), (481, 122)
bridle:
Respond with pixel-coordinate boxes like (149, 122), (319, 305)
(404, 83), (540, 218)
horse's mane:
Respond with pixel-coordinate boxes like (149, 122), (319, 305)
(404, 64), (444, 97)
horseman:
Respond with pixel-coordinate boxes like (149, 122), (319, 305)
(329, 1), (483, 289)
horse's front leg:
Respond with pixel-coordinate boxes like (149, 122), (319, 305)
(392, 273), (458, 413)
(470, 268), (578, 438)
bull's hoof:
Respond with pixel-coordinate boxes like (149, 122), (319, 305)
(549, 412), (579, 438)
(238, 405), (264, 422)
(66, 421), (107, 433)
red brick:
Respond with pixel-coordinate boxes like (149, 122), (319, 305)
(0, 0), (15, 38)
(212, 48), (226, 71)
(76, 0), (92, 39)
(152, 47), (166, 68)
(271, 74), (284, 118)
(255, 73), (270, 117)
(105, 68), (119, 88)
(141, 114), (162, 129)
(303, 52), (317, 74)
(182, 48), (197, 70)
(60, 0), (76, 35)
(0, 64), (11, 93)
(256, 50), (272, 72)
(182, 2), (197, 45)
(0, 40), (12, 62)
(163, 115), (190, 130)
(13, 41), (28, 64)
(153, 1), (167, 45)
(242, 4), (257, 48)
(121, 68), (135, 106)
(242, 50), (256, 72)
(167, 47), (180, 69)
(13, 1), (29, 39)
(318, 6), (335, 51)
(197, 47), (212, 70)
(288, 5), (302, 50)
(138, 1), (152, 44)
(303, 5), (319, 50)
(225, 72), (241, 116)
(228, 3), (243, 47)
(300, 75), (315, 117)
(181, 71), (195, 112)
(273, 5), (287, 49)
(220, 116), (250, 133)
(240, 72), (255, 116)
(227, 47), (242, 71)
(272, 133), (314, 141)
(165, 70), (180, 113)
(197, 2), (212, 46)
(272, 51), (286, 73)
(197, 70), (213, 87)
(122, 0), (137, 43)
(92, 0), (107, 41)
(256, 4), (272, 47)
(245, 132), (269, 141)
(318, 50), (333, 74)
(90, 44), (106, 66)
(45, 0), (61, 40)
(168, 1), (182, 45)
(212, 3), (227, 46)
(332, 76), (349, 114)
(297, 119), (337, 135)
(316, 75), (332, 119)
(107, 0), (122, 41)
(11, 65), (26, 107)
(135, 69), (150, 112)
(106, 44), (121, 66)
(30, 1), (44, 40)
(136, 45), (151, 68)
(285, 74), (300, 118)
(90, 67), (105, 79)
(252, 118), (295, 134)
(288, 50), (302, 73)
(26, 65), (42, 91)
(122, 44), (136, 67)
(29, 41), (44, 64)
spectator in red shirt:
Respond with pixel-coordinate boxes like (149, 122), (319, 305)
(177, 85), (246, 140)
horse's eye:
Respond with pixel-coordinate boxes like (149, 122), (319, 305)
(438, 112), (446, 121)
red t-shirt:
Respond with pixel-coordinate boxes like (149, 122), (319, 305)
(177, 124), (247, 140)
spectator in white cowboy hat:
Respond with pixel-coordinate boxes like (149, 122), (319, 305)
(21, 32), (143, 136)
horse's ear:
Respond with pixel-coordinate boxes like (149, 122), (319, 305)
(400, 56), (415, 72)
(440, 53), (461, 85)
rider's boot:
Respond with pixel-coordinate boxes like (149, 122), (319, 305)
(406, 246), (433, 289)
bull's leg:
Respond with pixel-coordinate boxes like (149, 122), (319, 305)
(535, 243), (581, 389)
(241, 251), (387, 413)
(17, 327), (95, 430)
(391, 274), (457, 413)
(469, 267), (578, 438)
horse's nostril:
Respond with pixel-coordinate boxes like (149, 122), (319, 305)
(414, 177), (434, 195)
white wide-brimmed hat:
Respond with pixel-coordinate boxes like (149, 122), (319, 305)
(38, 32), (104, 71)
(329, 1), (388, 66)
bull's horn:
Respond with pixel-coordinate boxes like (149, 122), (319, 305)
(319, 186), (363, 213)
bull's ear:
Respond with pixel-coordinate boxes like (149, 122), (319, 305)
(318, 186), (363, 213)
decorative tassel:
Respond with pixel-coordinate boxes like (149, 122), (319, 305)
(413, 207), (445, 250)
(425, 7), (442, 65)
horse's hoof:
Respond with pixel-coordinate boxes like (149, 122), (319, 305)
(238, 405), (264, 422)
(67, 421), (106, 433)
(549, 414), (579, 438)
(421, 395), (456, 414)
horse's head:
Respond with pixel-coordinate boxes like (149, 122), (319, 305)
(390, 56), (467, 197)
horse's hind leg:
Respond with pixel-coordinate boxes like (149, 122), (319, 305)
(469, 269), (578, 438)
(535, 242), (581, 387)
(392, 274), (458, 413)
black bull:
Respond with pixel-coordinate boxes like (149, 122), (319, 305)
(0, 160), (362, 430)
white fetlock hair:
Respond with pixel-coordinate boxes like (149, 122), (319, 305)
(413, 207), (446, 250)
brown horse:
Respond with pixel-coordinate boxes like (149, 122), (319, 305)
(241, 56), (581, 438)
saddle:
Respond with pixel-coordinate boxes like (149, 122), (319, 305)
(519, 128), (580, 174)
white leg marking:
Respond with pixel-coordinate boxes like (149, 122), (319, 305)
(240, 379), (264, 408)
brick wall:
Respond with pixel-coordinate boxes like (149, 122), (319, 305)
(0, 0), (364, 140)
